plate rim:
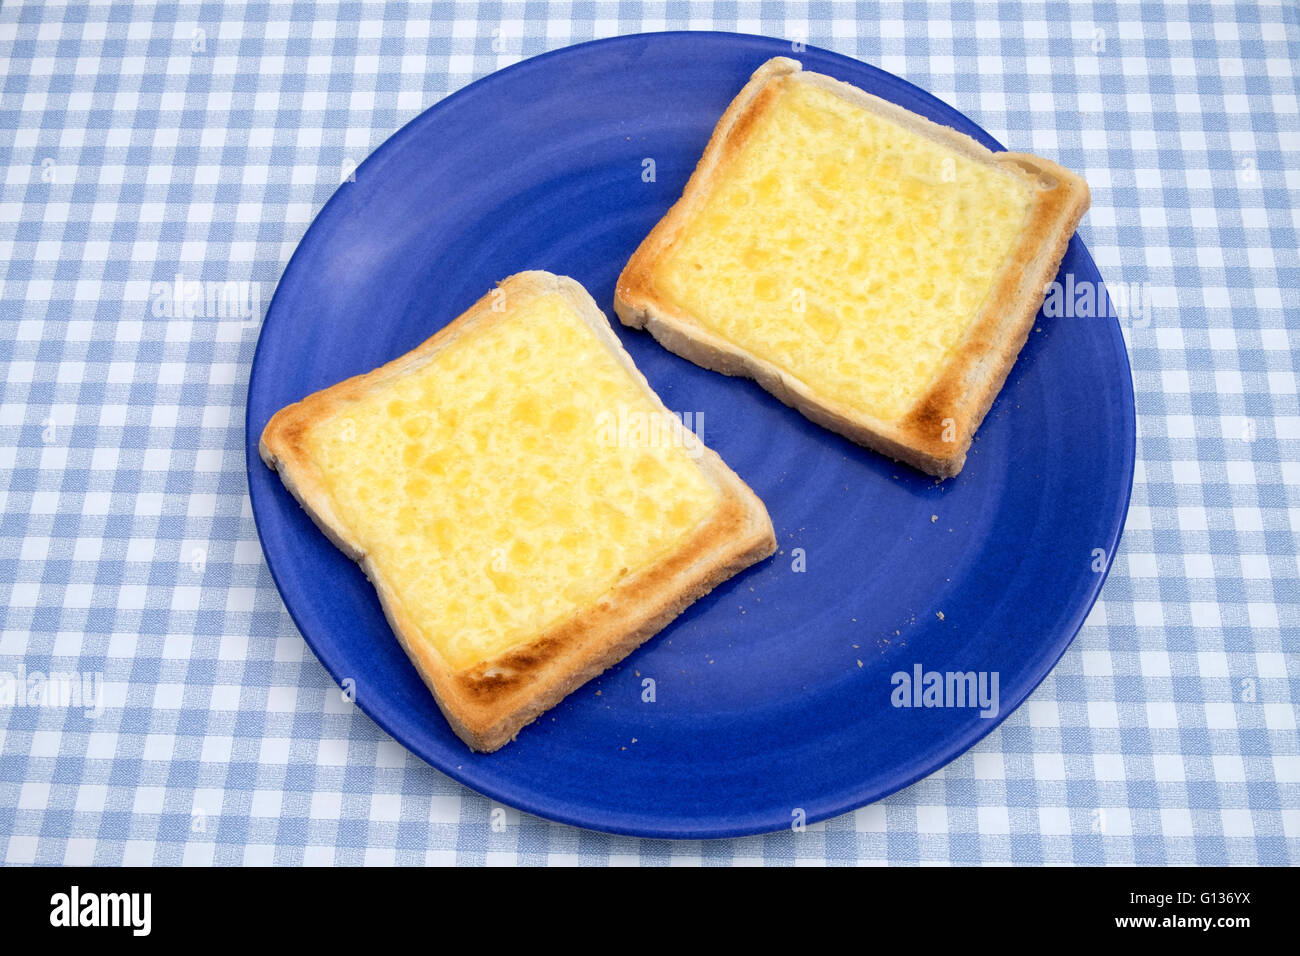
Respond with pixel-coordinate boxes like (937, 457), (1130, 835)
(245, 30), (1137, 839)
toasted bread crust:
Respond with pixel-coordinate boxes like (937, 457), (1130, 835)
(615, 57), (1091, 477)
(260, 272), (776, 751)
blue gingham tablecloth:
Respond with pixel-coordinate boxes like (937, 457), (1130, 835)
(0, 1), (1296, 866)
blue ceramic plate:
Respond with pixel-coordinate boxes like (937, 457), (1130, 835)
(246, 32), (1135, 838)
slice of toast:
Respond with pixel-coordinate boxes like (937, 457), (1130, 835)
(615, 57), (1091, 477)
(260, 271), (775, 752)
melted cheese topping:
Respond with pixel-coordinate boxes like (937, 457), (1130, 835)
(302, 292), (719, 670)
(657, 79), (1035, 422)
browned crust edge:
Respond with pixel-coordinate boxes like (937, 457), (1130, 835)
(614, 57), (1092, 478)
(260, 271), (777, 752)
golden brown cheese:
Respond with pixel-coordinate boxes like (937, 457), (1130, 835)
(657, 79), (1035, 423)
(300, 293), (719, 670)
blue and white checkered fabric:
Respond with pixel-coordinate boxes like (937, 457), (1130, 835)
(1, 1), (1295, 865)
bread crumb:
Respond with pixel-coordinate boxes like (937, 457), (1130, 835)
(857, 660), (863, 668)
(936, 611), (945, 621)
(931, 514), (937, 523)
